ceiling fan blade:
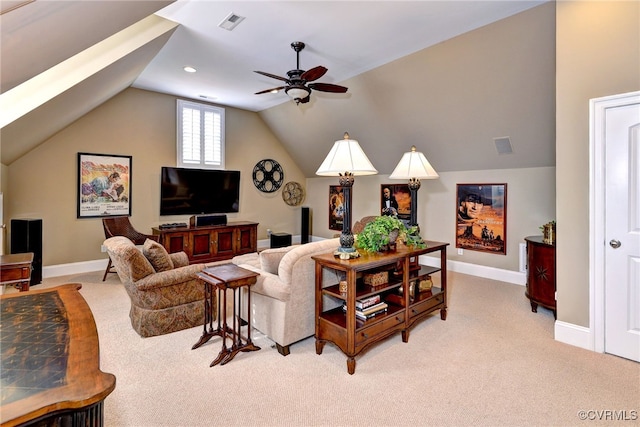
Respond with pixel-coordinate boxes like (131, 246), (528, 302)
(255, 86), (285, 95)
(308, 82), (348, 93)
(254, 70), (289, 83)
(300, 66), (327, 82)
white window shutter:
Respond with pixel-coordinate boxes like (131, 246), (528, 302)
(177, 100), (225, 169)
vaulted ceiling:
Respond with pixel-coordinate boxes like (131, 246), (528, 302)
(1, 0), (554, 176)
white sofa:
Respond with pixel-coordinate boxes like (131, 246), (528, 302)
(232, 238), (342, 355)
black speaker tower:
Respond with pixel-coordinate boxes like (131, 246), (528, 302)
(301, 207), (311, 244)
(11, 218), (43, 286)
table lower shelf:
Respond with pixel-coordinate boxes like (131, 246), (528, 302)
(317, 287), (446, 358)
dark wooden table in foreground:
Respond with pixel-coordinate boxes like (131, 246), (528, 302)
(0, 284), (116, 427)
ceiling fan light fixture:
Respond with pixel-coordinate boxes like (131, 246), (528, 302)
(285, 86), (310, 103)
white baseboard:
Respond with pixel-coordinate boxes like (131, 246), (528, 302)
(419, 255), (526, 286)
(554, 320), (594, 352)
(43, 259), (108, 279)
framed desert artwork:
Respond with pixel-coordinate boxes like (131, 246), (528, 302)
(78, 152), (132, 218)
(329, 185), (344, 231)
(456, 183), (507, 254)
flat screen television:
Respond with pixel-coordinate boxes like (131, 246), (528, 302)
(160, 167), (240, 216)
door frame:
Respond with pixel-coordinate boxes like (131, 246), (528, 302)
(589, 90), (640, 353)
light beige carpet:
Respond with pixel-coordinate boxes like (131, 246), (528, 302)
(31, 270), (640, 427)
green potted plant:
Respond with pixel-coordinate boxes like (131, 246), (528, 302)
(355, 216), (426, 253)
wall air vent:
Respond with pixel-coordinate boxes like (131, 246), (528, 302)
(218, 12), (245, 31)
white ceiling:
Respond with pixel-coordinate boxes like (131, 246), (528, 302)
(1, 0), (553, 175)
(134, 1), (547, 112)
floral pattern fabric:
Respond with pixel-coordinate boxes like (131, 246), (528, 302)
(104, 236), (213, 337)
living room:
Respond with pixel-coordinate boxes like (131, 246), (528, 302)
(1, 2), (639, 423)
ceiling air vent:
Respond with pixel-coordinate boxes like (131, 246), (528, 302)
(493, 137), (513, 155)
(218, 12), (245, 31)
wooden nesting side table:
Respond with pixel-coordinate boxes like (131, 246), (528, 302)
(192, 264), (260, 366)
(0, 252), (34, 292)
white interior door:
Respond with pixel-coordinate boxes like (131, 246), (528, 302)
(592, 91), (640, 362)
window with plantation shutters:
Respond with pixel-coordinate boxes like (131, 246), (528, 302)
(177, 99), (225, 169)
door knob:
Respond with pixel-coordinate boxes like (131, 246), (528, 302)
(609, 239), (621, 248)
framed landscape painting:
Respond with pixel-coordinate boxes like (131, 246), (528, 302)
(455, 183), (507, 254)
(78, 152), (132, 218)
(329, 185), (344, 231)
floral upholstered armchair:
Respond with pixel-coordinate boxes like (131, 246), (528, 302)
(103, 236), (213, 337)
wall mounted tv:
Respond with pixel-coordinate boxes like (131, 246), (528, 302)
(160, 167), (240, 216)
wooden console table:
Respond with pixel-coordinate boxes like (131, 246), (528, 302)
(313, 241), (448, 374)
(0, 284), (116, 427)
(153, 221), (258, 264)
(0, 253), (33, 292)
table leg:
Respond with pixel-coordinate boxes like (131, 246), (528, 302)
(221, 288), (240, 365)
(210, 286), (230, 367)
(245, 285), (254, 346)
(193, 282), (223, 350)
(238, 286), (259, 354)
(220, 287), (260, 365)
(19, 280), (30, 292)
(347, 357), (356, 375)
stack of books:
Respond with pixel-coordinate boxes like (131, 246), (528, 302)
(343, 295), (388, 321)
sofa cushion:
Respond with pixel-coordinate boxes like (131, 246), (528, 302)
(124, 245), (156, 281)
(143, 239), (174, 272)
(259, 246), (294, 275)
(232, 252), (260, 269)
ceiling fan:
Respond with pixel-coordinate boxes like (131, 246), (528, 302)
(254, 41), (348, 105)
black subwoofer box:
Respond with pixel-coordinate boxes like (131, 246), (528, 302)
(270, 233), (292, 249)
(301, 207), (310, 244)
(11, 218), (42, 286)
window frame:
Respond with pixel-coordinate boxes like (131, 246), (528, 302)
(176, 99), (225, 169)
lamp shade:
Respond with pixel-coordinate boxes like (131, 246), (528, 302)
(316, 132), (378, 176)
(389, 145), (439, 180)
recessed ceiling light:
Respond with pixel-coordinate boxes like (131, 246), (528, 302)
(183, 66), (197, 73)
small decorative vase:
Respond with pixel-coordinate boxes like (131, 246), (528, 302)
(543, 223), (555, 244)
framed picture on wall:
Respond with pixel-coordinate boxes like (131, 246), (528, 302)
(77, 152), (132, 218)
(380, 184), (411, 224)
(329, 185), (344, 231)
(455, 183), (507, 254)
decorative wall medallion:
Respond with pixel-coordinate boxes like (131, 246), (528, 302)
(282, 181), (305, 206)
(252, 159), (284, 193)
